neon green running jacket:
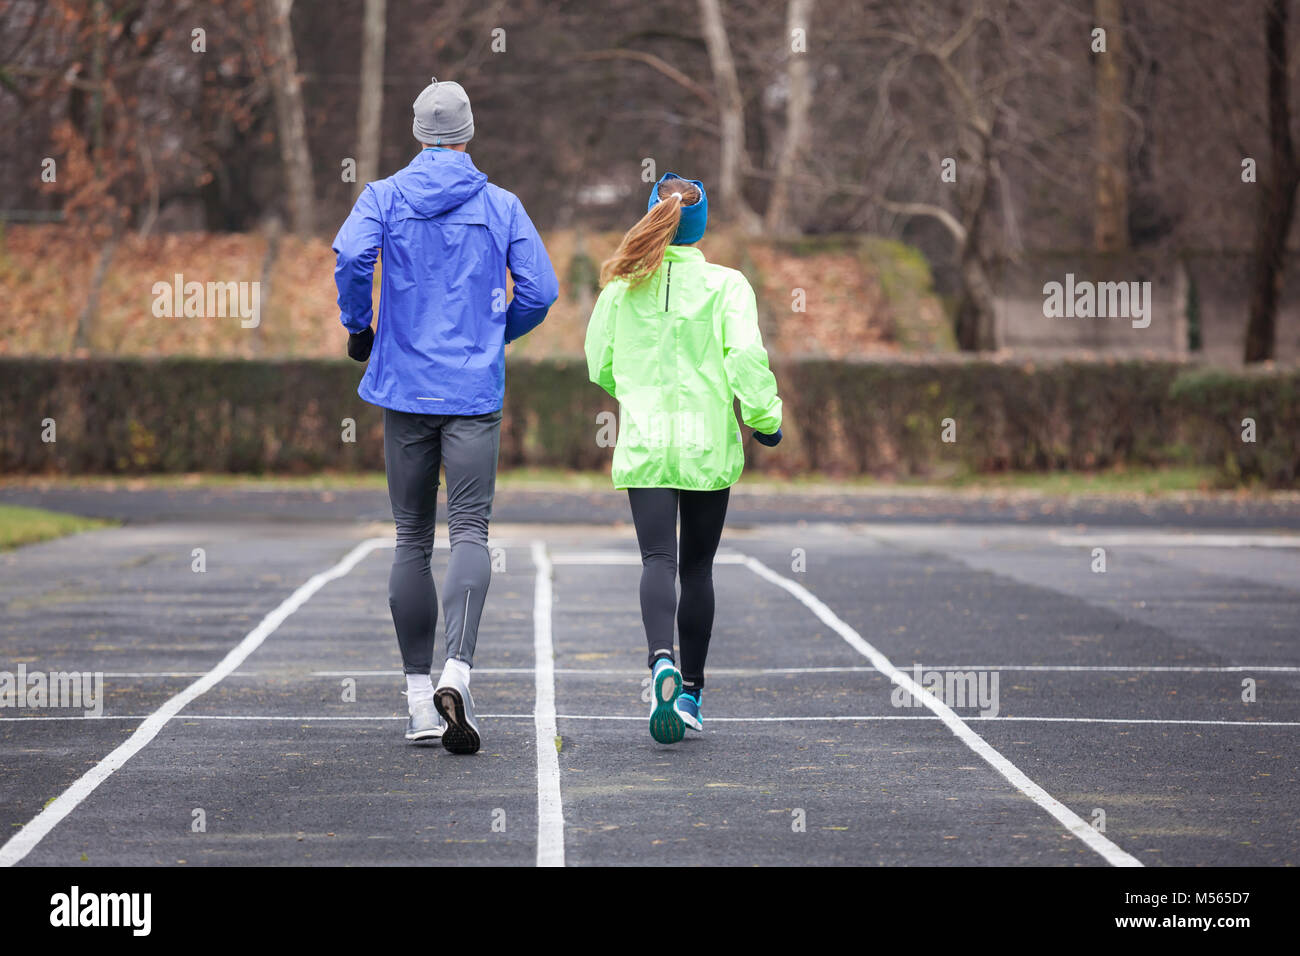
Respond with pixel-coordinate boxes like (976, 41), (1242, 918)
(584, 245), (783, 490)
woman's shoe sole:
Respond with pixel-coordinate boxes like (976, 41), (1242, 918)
(435, 688), (481, 755)
(405, 727), (443, 742)
(675, 703), (703, 732)
(649, 666), (686, 744)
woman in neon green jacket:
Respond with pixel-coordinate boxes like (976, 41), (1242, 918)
(585, 172), (783, 744)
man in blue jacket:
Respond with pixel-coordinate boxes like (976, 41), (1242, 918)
(333, 77), (558, 754)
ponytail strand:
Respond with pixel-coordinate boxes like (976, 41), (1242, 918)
(599, 194), (683, 288)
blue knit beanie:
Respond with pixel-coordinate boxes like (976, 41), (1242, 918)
(648, 173), (708, 244)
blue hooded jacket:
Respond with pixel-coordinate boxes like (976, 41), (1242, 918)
(333, 148), (558, 414)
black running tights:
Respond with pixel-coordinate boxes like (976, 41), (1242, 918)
(626, 487), (730, 691)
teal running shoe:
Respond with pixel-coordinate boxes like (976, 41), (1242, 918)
(648, 657), (685, 744)
(675, 690), (702, 732)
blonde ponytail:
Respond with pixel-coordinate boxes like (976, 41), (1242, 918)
(599, 195), (682, 288)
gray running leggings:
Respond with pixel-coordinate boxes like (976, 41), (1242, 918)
(383, 407), (501, 674)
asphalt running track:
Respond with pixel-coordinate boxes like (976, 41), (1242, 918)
(1, 510), (1298, 867)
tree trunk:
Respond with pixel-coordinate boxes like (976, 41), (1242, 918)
(73, 233), (119, 354)
(954, 138), (1001, 352)
(1093, 0), (1128, 252)
(89, 0), (107, 177)
(261, 0), (315, 234)
(697, 0), (763, 234)
(764, 0), (815, 237)
(1245, 0), (1299, 363)
(355, 0), (386, 197)
(253, 217), (282, 356)
(954, 246), (998, 352)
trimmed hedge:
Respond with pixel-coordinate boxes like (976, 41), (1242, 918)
(1170, 367), (1300, 487)
(1, 358), (1296, 486)
(777, 359), (1181, 475)
(1, 359), (386, 474)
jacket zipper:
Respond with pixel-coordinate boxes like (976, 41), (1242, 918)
(664, 262), (672, 311)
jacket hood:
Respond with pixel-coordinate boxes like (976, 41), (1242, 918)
(391, 148), (488, 217)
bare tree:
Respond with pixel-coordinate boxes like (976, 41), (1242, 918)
(261, 0), (315, 234)
(1093, 0), (1129, 251)
(764, 0), (816, 237)
(860, 5), (1012, 349)
(698, 0), (762, 233)
(355, 0), (386, 195)
(833, 1), (1095, 351)
(5, 0), (1291, 365)
(1245, 0), (1299, 362)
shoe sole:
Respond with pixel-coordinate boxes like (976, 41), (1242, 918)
(435, 687), (481, 754)
(675, 704), (703, 732)
(649, 666), (685, 744)
(405, 727), (444, 742)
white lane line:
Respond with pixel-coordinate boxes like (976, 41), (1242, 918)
(304, 664), (1300, 678)
(14, 661), (1292, 681)
(0, 714), (533, 721)
(559, 715), (1300, 727)
(97, 672), (209, 678)
(1053, 532), (1300, 549)
(5, 713), (1299, 727)
(41, 663), (1295, 681)
(966, 716), (1300, 726)
(739, 554), (1144, 868)
(413, 538), (523, 550)
(550, 551), (747, 565)
(883, 665), (1300, 673)
(530, 540), (565, 868)
(0, 536), (389, 869)
(308, 668), (543, 676)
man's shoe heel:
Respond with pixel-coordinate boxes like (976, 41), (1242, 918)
(435, 687), (481, 755)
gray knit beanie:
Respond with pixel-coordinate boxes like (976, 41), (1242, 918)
(412, 77), (474, 146)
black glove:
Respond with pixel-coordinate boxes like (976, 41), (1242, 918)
(753, 427), (783, 447)
(347, 326), (374, 362)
